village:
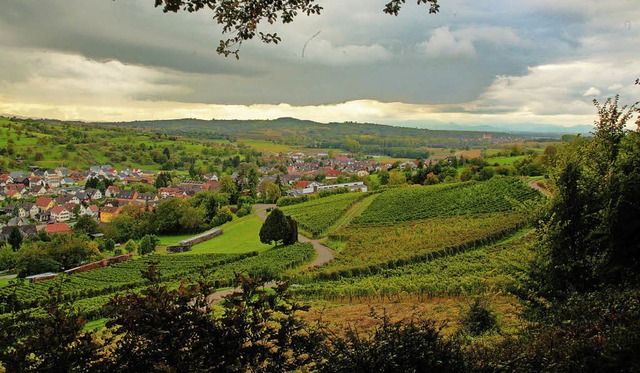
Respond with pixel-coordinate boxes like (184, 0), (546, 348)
(0, 150), (420, 242)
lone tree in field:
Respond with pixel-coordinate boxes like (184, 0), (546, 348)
(259, 208), (298, 246)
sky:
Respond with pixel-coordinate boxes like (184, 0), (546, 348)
(0, 0), (638, 130)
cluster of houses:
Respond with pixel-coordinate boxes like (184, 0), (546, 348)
(0, 166), (158, 241)
(0, 152), (389, 242)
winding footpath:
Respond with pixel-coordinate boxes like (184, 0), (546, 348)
(528, 178), (553, 198)
(206, 204), (336, 306)
(253, 204), (335, 269)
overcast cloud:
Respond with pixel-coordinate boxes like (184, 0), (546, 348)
(0, 0), (638, 129)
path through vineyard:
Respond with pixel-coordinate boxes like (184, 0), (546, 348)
(527, 179), (552, 198)
(207, 204), (336, 306)
(254, 204), (335, 268)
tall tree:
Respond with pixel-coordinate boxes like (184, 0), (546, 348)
(8, 227), (22, 252)
(259, 208), (295, 246)
(532, 95), (640, 298)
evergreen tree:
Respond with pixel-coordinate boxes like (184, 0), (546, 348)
(259, 208), (294, 246)
(8, 227), (22, 252)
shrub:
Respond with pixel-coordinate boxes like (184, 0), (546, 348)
(460, 298), (499, 337)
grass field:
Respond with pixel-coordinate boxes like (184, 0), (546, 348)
(185, 214), (272, 254)
(157, 234), (194, 247)
(487, 156), (527, 165)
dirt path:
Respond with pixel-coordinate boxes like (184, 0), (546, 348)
(528, 179), (553, 198)
(328, 193), (377, 234)
(207, 204), (336, 306)
(253, 204), (275, 221)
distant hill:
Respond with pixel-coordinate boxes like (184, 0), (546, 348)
(98, 117), (573, 158)
(411, 122), (592, 134)
(99, 117), (528, 158)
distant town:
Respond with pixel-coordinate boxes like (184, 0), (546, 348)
(0, 150), (415, 241)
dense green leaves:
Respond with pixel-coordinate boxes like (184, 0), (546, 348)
(259, 208), (297, 245)
(532, 96), (640, 297)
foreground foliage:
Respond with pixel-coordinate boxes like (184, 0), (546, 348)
(0, 266), (468, 373)
(530, 95), (640, 298)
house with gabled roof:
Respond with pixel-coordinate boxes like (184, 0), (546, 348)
(99, 205), (121, 223)
(105, 185), (121, 198)
(46, 179), (61, 188)
(31, 185), (48, 195)
(9, 171), (24, 180)
(7, 216), (28, 227)
(0, 224), (37, 241)
(0, 203), (17, 216)
(35, 210), (51, 222)
(117, 189), (138, 201)
(20, 202), (39, 219)
(50, 206), (71, 222)
(5, 183), (26, 194)
(55, 195), (81, 206)
(55, 167), (70, 177)
(83, 204), (99, 220)
(61, 177), (77, 186)
(85, 188), (103, 200)
(36, 197), (55, 211)
(5, 189), (23, 200)
(0, 174), (12, 187)
(64, 203), (85, 217)
(137, 193), (158, 204)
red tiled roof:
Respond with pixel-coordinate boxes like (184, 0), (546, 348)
(45, 223), (72, 234)
(50, 206), (67, 214)
(36, 197), (54, 208)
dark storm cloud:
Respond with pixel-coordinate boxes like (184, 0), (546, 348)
(0, 0), (258, 76)
(0, 0), (638, 125)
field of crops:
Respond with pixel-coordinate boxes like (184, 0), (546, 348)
(295, 233), (534, 300)
(303, 212), (526, 279)
(0, 253), (252, 311)
(0, 243), (316, 320)
(353, 176), (540, 224)
(281, 192), (367, 237)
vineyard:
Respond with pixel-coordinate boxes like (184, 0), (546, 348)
(295, 233), (534, 301)
(353, 176), (540, 224)
(0, 253), (252, 311)
(301, 212), (527, 279)
(0, 243), (315, 318)
(281, 192), (368, 237)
